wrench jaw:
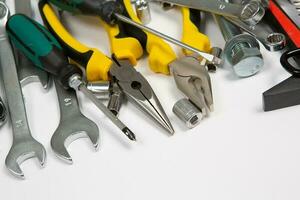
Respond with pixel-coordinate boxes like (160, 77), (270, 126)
(5, 138), (46, 179)
(51, 116), (100, 164)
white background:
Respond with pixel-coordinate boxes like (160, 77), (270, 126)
(0, 1), (299, 200)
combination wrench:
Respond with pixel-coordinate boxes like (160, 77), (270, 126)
(52, 80), (100, 164)
(14, 0), (50, 89)
(153, 0), (265, 25)
(0, 1), (46, 179)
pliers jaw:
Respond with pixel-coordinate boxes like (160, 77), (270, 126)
(170, 55), (214, 118)
(109, 58), (174, 134)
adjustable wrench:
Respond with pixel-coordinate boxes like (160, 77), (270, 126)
(52, 80), (99, 164)
(0, 2), (46, 179)
(14, 0), (49, 89)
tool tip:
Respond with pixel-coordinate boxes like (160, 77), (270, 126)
(122, 128), (136, 141)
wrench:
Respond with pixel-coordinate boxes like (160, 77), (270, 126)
(153, 0), (265, 25)
(14, 0), (50, 89)
(0, 2), (46, 179)
(52, 80), (100, 164)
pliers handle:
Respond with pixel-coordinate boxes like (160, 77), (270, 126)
(39, 1), (143, 81)
(118, 0), (211, 74)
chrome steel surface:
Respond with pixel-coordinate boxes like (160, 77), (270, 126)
(173, 98), (202, 129)
(133, 0), (151, 24)
(153, 0), (265, 25)
(68, 74), (137, 141)
(214, 14), (264, 77)
(14, 0), (49, 89)
(170, 56), (213, 117)
(110, 59), (174, 134)
(87, 81), (111, 100)
(52, 80), (100, 164)
(108, 82), (124, 116)
(0, 2), (46, 179)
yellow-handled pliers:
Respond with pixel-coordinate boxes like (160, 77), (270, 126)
(118, 0), (214, 117)
(39, 0), (174, 134)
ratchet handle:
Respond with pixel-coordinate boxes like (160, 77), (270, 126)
(119, 0), (177, 74)
(7, 14), (82, 88)
(39, 1), (112, 81)
(48, 0), (123, 24)
(181, 7), (211, 55)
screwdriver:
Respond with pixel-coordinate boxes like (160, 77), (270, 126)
(6, 14), (136, 141)
(48, 0), (221, 65)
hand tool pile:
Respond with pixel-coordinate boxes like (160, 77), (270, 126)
(0, 0), (297, 179)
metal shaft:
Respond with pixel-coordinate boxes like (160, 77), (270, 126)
(78, 83), (136, 141)
(114, 13), (221, 65)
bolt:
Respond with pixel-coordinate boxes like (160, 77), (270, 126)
(213, 13), (264, 77)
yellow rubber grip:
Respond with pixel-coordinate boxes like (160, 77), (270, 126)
(123, 0), (177, 75)
(101, 21), (143, 66)
(41, 3), (112, 81)
(181, 7), (211, 55)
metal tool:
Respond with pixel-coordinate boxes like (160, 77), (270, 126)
(0, 97), (7, 127)
(272, 0), (300, 30)
(0, 3), (46, 179)
(132, 0), (151, 24)
(152, 0), (265, 25)
(48, 0), (221, 65)
(110, 57), (174, 133)
(224, 16), (286, 51)
(52, 80), (99, 163)
(269, 0), (300, 48)
(173, 98), (202, 129)
(213, 14), (264, 77)
(14, 0), (49, 88)
(170, 56), (213, 118)
(87, 81), (111, 100)
(108, 82), (124, 116)
(7, 14), (136, 142)
(40, 1), (174, 134)
(262, 0), (300, 111)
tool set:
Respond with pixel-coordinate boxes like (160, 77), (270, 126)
(0, 0), (298, 179)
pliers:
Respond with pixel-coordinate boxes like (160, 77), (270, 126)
(39, 1), (174, 134)
(117, 0), (214, 117)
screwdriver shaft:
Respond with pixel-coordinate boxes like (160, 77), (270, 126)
(114, 13), (221, 65)
(78, 83), (136, 141)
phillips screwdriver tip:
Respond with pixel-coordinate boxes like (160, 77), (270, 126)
(122, 128), (136, 141)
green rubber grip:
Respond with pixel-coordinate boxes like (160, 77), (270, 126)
(6, 14), (82, 88)
(6, 14), (62, 69)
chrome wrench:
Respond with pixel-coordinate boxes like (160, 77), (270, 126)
(14, 0), (49, 89)
(153, 0), (265, 25)
(0, 2), (46, 179)
(52, 80), (100, 164)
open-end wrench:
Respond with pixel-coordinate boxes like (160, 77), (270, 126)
(153, 0), (265, 25)
(0, 2), (46, 179)
(14, 0), (49, 89)
(52, 80), (100, 164)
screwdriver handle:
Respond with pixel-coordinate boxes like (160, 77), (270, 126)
(39, 1), (112, 81)
(6, 14), (82, 88)
(48, 0), (123, 24)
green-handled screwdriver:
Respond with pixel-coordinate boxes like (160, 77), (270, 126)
(47, 0), (221, 65)
(6, 14), (136, 141)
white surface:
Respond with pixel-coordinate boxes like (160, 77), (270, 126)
(1, 2), (299, 200)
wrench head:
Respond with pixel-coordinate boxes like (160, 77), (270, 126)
(51, 114), (99, 164)
(5, 138), (46, 179)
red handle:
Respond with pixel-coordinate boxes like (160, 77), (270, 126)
(269, 0), (300, 48)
